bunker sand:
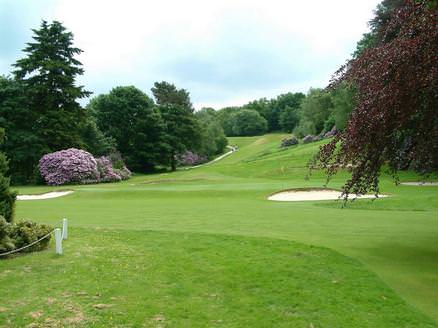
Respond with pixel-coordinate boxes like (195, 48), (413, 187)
(268, 189), (387, 201)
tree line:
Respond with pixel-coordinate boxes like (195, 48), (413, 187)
(1, 19), (354, 185)
(205, 84), (354, 139)
(0, 20), (357, 185)
(0, 21), (227, 184)
(1, 0), (436, 192)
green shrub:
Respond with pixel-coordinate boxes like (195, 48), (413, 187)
(281, 136), (299, 148)
(0, 216), (15, 253)
(0, 218), (52, 257)
(11, 220), (52, 253)
(0, 129), (51, 258)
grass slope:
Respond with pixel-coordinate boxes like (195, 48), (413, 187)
(1, 229), (435, 327)
(1, 133), (438, 326)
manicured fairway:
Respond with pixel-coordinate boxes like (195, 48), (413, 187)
(1, 229), (436, 327)
(2, 134), (438, 326)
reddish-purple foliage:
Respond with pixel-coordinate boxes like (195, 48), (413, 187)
(39, 148), (100, 185)
(177, 151), (208, 166)
(315, 1), (438, 197)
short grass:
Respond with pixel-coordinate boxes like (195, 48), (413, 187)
(1, 133), (438, 327)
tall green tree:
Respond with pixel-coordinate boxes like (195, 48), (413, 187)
(229, 109), (268, 136)
(279, 106), (299, 133)
(13, 20), (91, 150)
(195, 107), (217, 122)
(91, 86), (167, 172)
(275, 92), (305, 111)
(151, 82), (201, 171)
(216, 106), (241, 136)
(151, 81), (193, 109)
(294, 88), (333, 137)
(216, 92), (306, 134)
(195, 108), (228, 157)
(243, 98), (277, 131)
(0, 76), (43, 184)
(79, 110), (115, 157)
(276, 92), (305, 132)
(6, 20), (91, 182)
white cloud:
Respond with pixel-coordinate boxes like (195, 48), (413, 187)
(3, 0), (381, 108)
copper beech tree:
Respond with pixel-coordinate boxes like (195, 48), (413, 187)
(314, 1), (438, 197)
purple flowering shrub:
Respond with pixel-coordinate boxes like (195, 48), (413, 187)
(39, 149), (131, 185)
(108, 151), (132, 180)
(39, 148), (100, 185)
(96, 154), (131, 182)
(96, 156), (121, 182)
(116, 166), (132, 180)
(177, 151), (208, 166)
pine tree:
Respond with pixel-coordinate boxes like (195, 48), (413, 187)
(13, 20), (91, 153)
(151, 81), (193, 110)
(151, 82), (201, 171)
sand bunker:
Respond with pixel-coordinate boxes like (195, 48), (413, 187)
(268, 189), (387, 202)
(17, 190), (73, 201)
(400, 182), (438, 186)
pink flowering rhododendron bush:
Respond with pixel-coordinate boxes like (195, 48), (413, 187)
(96, 154), (131, 183)
(39, 148), (99, 185)
(39, 148), (131, 185)
(177, 151), (208, 166)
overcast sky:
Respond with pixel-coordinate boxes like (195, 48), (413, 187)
(0, 0), (380, 109)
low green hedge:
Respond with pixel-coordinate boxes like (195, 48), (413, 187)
(0, 216), (52, 257)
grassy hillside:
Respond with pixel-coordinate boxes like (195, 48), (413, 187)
(2, 133), (438, 327)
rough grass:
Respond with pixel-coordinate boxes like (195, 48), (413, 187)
(1, 133), (438, 326)
(1, 229), (436, 327)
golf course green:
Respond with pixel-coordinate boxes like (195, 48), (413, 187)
(1, 133), (437, 327)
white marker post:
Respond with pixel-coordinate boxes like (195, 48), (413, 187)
(55, 228), (63, 255)
(62, 218), (68, 240)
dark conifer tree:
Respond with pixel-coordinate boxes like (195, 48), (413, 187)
(152, 82), (201, 171)
(13, 20), (90, 170)
(1, 21), (91, 182)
